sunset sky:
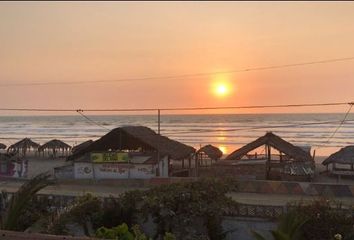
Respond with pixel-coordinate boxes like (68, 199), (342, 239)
(1, 2), (354, 114)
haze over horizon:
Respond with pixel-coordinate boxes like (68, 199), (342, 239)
(1, 2), (354, 115)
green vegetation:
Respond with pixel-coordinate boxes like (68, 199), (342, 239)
(2, 176), (354, 240)
(289, 199), (354, 240)
(0, 172), (51, 231)
(253, 199), (354, 240)
(26, 177), (237, 239)
(95, 223), (175, 240)
(252, 210), (309, 240)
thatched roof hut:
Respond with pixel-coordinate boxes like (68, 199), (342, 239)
(197, 144), (223, 160)
(8, 138), (40, 155)
(72, 140), (93, 154)
(68, 126), (195, 161)
(39, 139), (72, 152)
(0, 143), (6, 150)
(226, 132), (312, 162)
(322, 146), (354, 165)
(223, 132), (314, 181)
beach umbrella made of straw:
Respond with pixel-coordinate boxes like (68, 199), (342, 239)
(8, 138), (40, 151)
(38, 139), (72, 152)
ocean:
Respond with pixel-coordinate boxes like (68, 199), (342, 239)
(0, 113), (353, 158)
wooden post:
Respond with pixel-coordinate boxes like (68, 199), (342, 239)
(158, 109), (160, 135)
(195, 154), (198, 177)
(267, 144), (271, 179)
(182, 158), (185, 169)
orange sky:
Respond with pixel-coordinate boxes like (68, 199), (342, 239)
(1, 2), (354, 115)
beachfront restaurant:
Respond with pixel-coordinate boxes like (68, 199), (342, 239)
(214, 132), (315, 181)
(322, 146), (354, 180)
(62, 126), (195, 179)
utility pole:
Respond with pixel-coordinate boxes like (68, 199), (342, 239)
(158, 109), (160, 134)
(157, 109), (161, 176)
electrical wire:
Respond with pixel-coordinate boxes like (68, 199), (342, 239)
(313, 104), (353, 148)
(76, 110), (111, 131)
(0, 101), (352, 112)
(1, 56), (354, 87)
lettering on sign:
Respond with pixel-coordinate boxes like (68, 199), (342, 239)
(91, 152), (130, 163)
(98, 164), (128, 174)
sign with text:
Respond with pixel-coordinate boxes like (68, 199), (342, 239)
(91, 152), (130, 163)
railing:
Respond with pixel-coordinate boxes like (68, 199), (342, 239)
(227, 204), (285, 219)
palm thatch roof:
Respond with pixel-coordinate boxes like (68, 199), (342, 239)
(38, 139), (72, 151)
(68, 126), (195, 161)
(0, 143), (6, 150)
(196, 144), (223, 160)
(72, 140), (93, 154)
(225, 132), (313, 162)
(322, 146), (354, 165)
(8, 138), (40, 151)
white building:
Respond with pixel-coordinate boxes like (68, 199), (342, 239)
(55, 126), (195, 180)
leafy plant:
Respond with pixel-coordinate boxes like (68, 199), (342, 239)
(289, 199), (354, 240)
(47, 193), (102, 236)
(95, 223), (174, 240)
(0, 172), (51, 231)
(252, 210), (309, 240)
(139, 178), (238, 240)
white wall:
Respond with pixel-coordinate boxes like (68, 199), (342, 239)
(74, 156), (169, 179)
(74, 162), (94, 179)
(158, 156), (169, 177)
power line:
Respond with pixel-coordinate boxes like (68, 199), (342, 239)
(1, 56), (354, 87)
(0, 101), (352, 112)
(314, 104), (353, 148)
(325, 104), (353, 142)
(76, 110), (111, 131)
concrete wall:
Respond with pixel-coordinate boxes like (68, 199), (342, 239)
(54, 165), (74, 179)
(198, 164), (267, 180)
(223, 217), (276, 240)
(74, 162), (94, 179)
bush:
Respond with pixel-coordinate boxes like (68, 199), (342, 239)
(288, 199), (354, 240)
(95, 223), (175, 240)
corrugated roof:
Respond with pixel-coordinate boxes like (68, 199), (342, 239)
(68, 126), (195, 160)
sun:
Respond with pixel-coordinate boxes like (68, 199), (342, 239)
(214, 82), (231, 97)
(210, 74), (233, 98)
(216, 84), (228, 96)
(218, 146), (227, 154)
